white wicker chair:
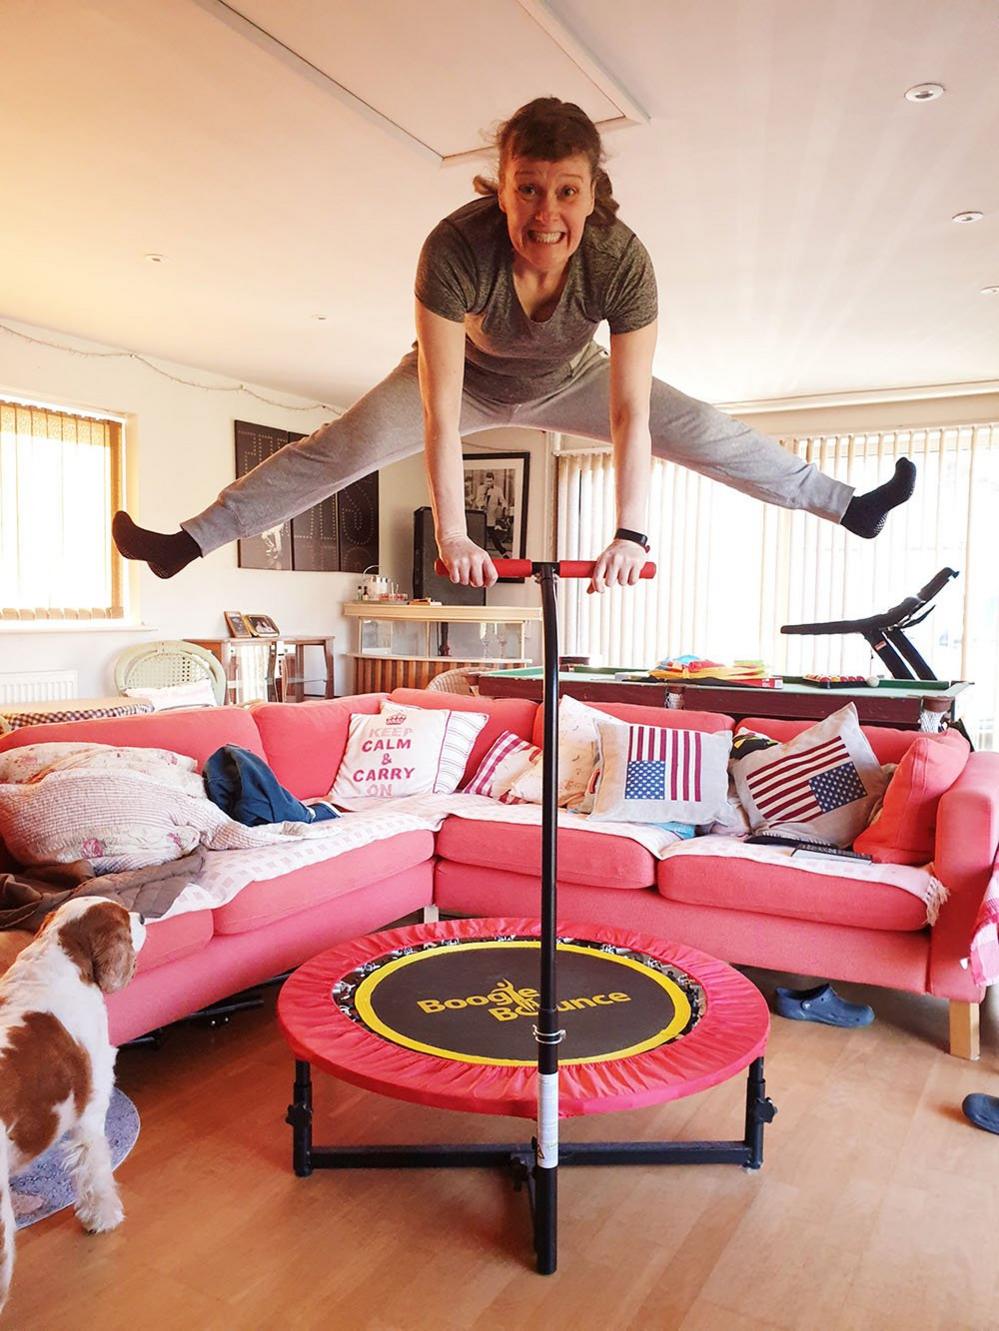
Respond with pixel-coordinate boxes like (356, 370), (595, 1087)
(425, 667), (479, 696)
(113, 640), (228, 705)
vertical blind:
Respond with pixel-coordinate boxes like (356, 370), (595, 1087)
(556, 423), (999, 749)
(0, 399), (124, 620)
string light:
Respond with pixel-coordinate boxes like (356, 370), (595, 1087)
(0, 322), (343, 415)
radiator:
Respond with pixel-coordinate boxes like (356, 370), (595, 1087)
(0, 670), (79, 704)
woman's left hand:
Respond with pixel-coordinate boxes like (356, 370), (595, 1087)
(587, 538), (648, 594)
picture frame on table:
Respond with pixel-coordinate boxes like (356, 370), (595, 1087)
(461, 450), (530, 579)
(224, 610), (251, 638)
(244, 613), (281, 638)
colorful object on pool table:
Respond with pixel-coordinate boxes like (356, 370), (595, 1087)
(650, 657), (783, 688)
(802, 673), (869, 688)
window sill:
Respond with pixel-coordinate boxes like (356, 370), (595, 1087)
(0, 621), (158, 636)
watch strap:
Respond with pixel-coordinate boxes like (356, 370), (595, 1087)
(614, 527), (651, 552)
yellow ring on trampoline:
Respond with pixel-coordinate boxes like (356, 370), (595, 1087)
(352, 939), (694, 1067)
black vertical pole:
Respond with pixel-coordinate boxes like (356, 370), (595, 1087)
(534, 563), (560, 1275)
(745, 1057), (767, 1169)
(289, 1059), (313, 1177)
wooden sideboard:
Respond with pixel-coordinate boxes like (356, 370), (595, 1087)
(191, 636), (335, 704)
(343, 602), (539, 694)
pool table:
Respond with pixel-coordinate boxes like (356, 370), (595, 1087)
(473, 666), (970, 730)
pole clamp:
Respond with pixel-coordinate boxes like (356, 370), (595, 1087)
(532, 1025), (566, 1045)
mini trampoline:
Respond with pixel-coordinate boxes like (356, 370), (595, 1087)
(278, 560), (777, 1274)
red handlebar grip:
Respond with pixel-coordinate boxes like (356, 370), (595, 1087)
(434, 558), (656, 580)
(557, 560), (657, 580)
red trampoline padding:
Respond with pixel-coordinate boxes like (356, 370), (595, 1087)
(277, 917), (769, 1120)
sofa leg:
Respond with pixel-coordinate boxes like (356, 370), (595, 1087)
(949, 1001), (980, 1060)
(421, 904), (440, 924)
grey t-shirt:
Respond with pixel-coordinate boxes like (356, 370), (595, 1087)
(415, 196), (657, 405)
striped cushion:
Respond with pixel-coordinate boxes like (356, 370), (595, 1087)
(463, 730), (541, 802)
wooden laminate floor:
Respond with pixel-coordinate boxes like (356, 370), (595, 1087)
(9, 972), (999, 1331)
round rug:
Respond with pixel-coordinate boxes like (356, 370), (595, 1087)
(11, 1087), (140, 1229)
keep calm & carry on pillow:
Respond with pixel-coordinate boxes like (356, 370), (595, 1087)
(732, 703), (888, 846)
(328, 701), (488, 803)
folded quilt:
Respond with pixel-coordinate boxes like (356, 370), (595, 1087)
(0, 850), (206, 932)
(965, 861), (999, 985)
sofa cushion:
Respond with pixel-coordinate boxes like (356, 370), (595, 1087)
(136, 909), (214, 973)
(854, 728), (970, 865)
(389, 688), (538, 785)
(329, 703), (488, 802)
(211, 829), (436, 933)
(251, 695), (384, 799)
(738, 715), (916, 766)
(530, 703), (734, 747)
(0, 706), (265, 769)
(656, 853), (928, 932)
(435, 819), (655, 890)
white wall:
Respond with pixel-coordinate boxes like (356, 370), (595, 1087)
(0, 318), (361, 694)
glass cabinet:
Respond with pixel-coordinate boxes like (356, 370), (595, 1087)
(343, 603), (540, 693)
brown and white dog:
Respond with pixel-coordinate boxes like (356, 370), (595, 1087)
(0, 897), (145, 1313)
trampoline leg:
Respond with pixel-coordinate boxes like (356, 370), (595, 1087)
(744, 1056), (777, 1169)
(287, 1059), (314, 1177)
(534, 1159), (557, 1275)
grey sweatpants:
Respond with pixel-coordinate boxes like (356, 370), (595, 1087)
(182, 345), (852, 555)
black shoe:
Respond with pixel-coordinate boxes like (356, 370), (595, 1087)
(962, 1094), (999, 1135)
(774, 982), (875, 1028)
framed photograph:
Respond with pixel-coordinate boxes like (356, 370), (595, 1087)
(461, 451), (530, 573)
(224, 610), (250, 638)
(245, 613), (280, 638)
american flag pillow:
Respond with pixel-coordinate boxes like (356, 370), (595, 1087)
(462, 730), (541, 803)
(733, 704), (888, 846)
(588, 721), (731, 824)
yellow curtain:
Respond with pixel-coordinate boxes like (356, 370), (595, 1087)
(556, 422), (999, 748)
(0, 400), (124, 620)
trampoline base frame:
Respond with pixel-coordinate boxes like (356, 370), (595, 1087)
(285, 1056), (777, 1275)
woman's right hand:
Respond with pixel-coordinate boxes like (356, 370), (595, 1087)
(437, 535), (498, 588)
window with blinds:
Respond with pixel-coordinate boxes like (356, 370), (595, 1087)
(556, 423), (999, 749)
(0, 399), (125, 621)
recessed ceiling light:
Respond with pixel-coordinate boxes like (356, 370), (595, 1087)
(905, 83), (945, 102)
(981, 286), (999, 296)
(953, 211), (984, 224)
(144, 253), (167, 263)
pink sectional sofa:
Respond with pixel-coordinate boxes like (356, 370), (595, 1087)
(1, 689), (996, 1057)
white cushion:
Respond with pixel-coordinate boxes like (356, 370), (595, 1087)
(124, 678), (218, 711)
(588, 720), (731, 824)
(329, 701), (488, 802)
(463, 730), (541, 802)
(732, 703), (888, 846)
(507, 695), (626, 808)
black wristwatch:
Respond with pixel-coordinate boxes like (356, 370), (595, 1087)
(614, 527), (651, 552)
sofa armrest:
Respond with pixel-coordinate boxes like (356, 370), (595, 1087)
(928, 749), (999, 1000)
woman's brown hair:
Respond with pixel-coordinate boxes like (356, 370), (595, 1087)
(473, 96), (619, 228)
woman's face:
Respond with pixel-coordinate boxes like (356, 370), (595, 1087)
(497, 153), (596, 275)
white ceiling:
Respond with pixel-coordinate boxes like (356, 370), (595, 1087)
(2, 0), (997, 409)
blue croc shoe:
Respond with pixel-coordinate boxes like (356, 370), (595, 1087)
(963, 1094), (999, 1135)
(774, 982), (875, 1028)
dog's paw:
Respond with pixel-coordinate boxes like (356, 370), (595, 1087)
(77, 1193), (125, 1233)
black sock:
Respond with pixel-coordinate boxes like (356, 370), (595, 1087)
(112, 511), (201, 579)
(840, 458), (916, 538)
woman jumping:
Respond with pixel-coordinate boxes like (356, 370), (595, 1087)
(113, 97), (915, 592)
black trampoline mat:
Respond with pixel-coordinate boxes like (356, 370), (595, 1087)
(337, 938), (704, 1066)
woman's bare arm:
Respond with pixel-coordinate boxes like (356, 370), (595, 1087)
(416, 299), (497, 588)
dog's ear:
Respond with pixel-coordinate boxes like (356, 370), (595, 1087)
(58, 902), (137, 993)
